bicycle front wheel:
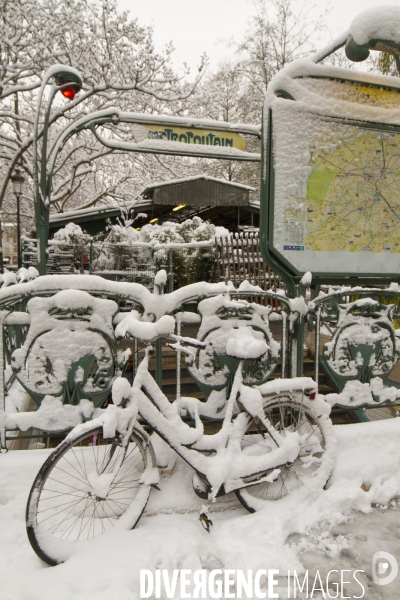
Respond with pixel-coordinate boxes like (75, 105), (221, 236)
(26, 425), (156, 565)
(235, 394), (335, 512)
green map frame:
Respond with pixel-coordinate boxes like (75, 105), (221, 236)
(260, 78), (400, 293)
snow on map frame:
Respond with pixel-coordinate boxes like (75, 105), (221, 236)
(260, 58), (400, 286)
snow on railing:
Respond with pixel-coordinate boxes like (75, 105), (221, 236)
(2, 271), (400, 451)
(0, 276), (292, 449)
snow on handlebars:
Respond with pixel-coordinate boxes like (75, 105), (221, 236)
(115, 311), (206, 350)
(115, 311), (176, 341)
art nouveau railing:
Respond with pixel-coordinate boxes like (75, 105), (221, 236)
(0, 273), (399, 450)
(307, 284), (400, 409)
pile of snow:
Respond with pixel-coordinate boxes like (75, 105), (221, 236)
(115, 312), (175, 341)
(0, 266), (38, 288)
(140, 216), (226, 246)
(53, 222), (91, 247)
(0, 419), (399, 599)
(225, 326), (268, 359)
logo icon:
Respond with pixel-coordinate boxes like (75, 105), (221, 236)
(372, 551), (398, 586)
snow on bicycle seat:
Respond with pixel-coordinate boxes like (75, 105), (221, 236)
(257, 376), (318, 397)
(225, 326), (268, 360)
(115, 311), (175, 341)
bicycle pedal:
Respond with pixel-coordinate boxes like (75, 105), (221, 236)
(199, 512), (213, 533)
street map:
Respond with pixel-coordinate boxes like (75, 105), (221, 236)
(303, 128), (400, 254)
(272, 78), (400, 275)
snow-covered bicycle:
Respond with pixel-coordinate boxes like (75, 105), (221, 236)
(26, 296), (335, 566)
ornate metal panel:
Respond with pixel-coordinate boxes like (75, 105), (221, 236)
(11, 290), (120, 407)
(184, 294), (281, 403)
(322, 298), (400, 392)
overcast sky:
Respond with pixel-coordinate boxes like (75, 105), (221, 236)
(118, 0), (400, 74)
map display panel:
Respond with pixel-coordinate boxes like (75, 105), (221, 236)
(304, 128), (400, 254)
(272, 101), (400, 275)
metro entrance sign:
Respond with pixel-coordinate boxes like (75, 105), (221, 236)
(260, 7), (400, 293)
(138, 124), (247, 151)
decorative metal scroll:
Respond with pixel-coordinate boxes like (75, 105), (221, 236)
(11, 290), (120, 407)
(307, 287), (400, 409)
(184, 294), (281, 403)
(322, 298), (400, 391)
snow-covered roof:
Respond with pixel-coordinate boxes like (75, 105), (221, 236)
(142, 175), (255, 194)
(49, 202), (135, 225)
(49, 177), (256, 227)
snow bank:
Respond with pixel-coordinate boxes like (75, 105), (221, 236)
(0, 419), (399, 600)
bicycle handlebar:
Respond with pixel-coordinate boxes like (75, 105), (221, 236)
(168, 333), (206, 349)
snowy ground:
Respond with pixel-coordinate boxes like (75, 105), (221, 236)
(0, 419), (400, 600)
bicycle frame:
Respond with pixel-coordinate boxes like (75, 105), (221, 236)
(23, 287), (333, 564)
(127, 347), (302, 505)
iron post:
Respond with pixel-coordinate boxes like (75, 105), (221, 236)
(11, 169), (25, 269)
(32, 66), (82, 274)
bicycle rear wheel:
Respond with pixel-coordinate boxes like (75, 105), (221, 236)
(26, 424), (155, 565)
(235, 394), (335, 512)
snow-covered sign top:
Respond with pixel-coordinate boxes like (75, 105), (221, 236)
(265, 60), (400, 127)
(349, 6), (400, 46)
(264, 5), (400, 128)
(262, 6), (400, 281)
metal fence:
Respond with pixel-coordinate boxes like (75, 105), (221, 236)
(22, 233), (283, 294)
(2, 276), (400, 452)
(214, 232), (285, 305)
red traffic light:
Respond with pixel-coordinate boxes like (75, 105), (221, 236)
(58, 80), (79, 101)
(60, 85), (77, 100)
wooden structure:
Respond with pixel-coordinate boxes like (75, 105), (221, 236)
(214, 232), (285, 303)
(138, 176), (259, 231)
(48, 176), (260, 237)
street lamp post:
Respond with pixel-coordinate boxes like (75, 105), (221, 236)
(33, 65), (82, 274)
(10, 169), (25, 269)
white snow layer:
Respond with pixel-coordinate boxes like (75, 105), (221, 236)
(0, 419), (399, 600)
(144, 174), (255, 192)
(115, 311), (175, 341)
(225, 327), (268, 359)
(265, 60), (400, 129)
(349, 6), (400, 46)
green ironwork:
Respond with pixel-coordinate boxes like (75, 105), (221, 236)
(184, 293), (284, 402)
(322, 299), (399, 391)
(345, 36), (400, 68)
(33, 66), (83, 275)
(9, 290), (120, 408)
(2, 276), (400, 451)
(309, 287), (400, 396)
